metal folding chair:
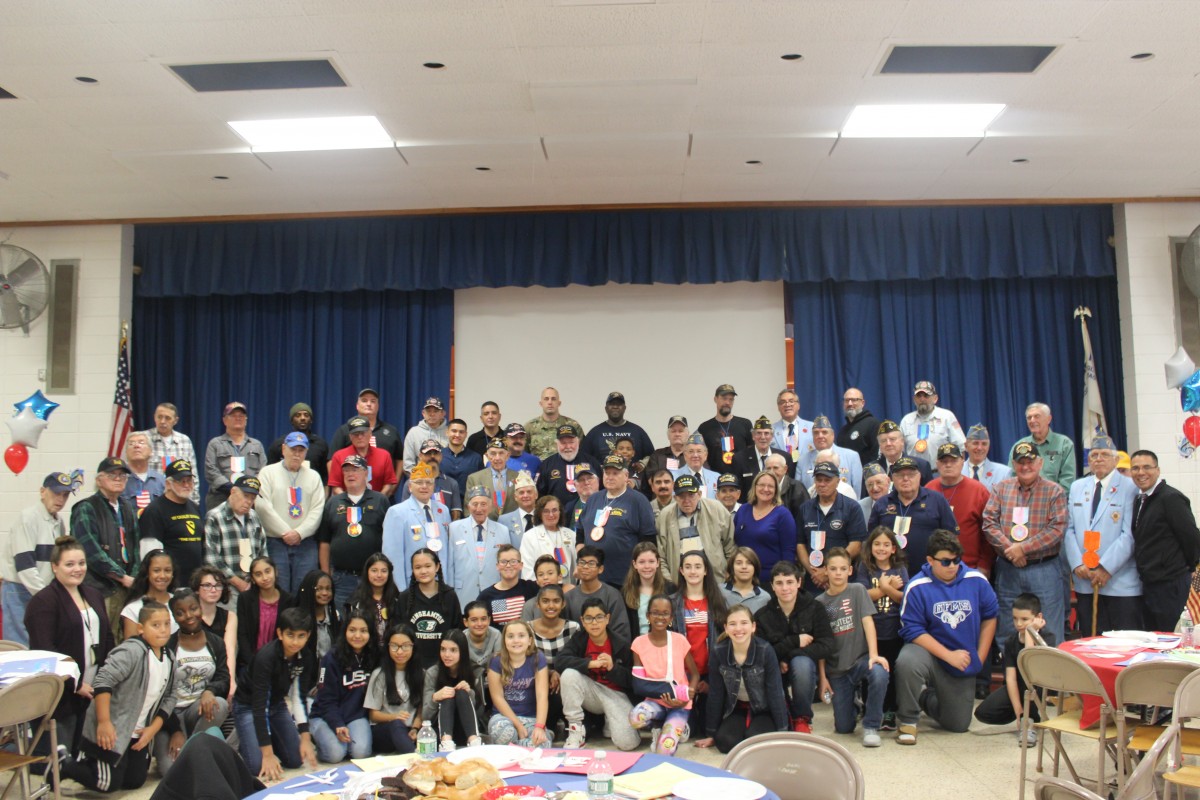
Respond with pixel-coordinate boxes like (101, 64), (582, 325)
(720, 731), (865, 800)
(0, 673), (65, 800)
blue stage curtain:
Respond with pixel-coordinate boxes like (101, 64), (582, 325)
(788, 276), (1126, 465)
(130, 289), (453, 496)
(132, 205), (1114, 297)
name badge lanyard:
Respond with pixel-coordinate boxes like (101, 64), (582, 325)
(109, 503), (129, 565)
(229, 440), (246, 480)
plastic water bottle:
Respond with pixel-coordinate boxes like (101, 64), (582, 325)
(1182, 608), (1195, 648)
(417, 720), (437, 759)
(587, 750), (614, 800)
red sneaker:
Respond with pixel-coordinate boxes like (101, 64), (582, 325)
(792, 717), (812, 734)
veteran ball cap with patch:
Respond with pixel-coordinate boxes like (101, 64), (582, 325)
(347, 416), (371, 433)
(97, 456), (132, 474)
(715, 383), (738, 397)
(485, 437), (507, 452)
(913, 381), (937, 395)
(891, 456), (921, 472)
(556, 423), (581, 439)
(606, 391), (626, 405)
(284, 431), (310, 449)
(812, 461), (841, 479)
(43, 472), (74, 493)
(753, 415), (772, 430)
(233, 475), (261, 495)
(223, 401), (248, 416)
(1013, 441), (1040, 461)
(673, 474), (700, 494)
(812, 414), (833, 431)
(466, 485), (490, 501)
(877, 420), (901, 436)
(358, 387), (379, 399)
(574, 461), (596, 476)
(419, 438), (442, 453)
(667, 415), (688, 429)
(342, 454), (368, 471)
(504, 423), (526, 437)
(423, 396), (444, 411)
(965, 424), (990, 441)
(937, 443), (963, 460)
(717, 473), (741, 488)
(164, 459), (194, 479)
(602, 454), (628, 471)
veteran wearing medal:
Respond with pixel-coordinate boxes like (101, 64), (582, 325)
(318, 455), (389, 610)
(448, 486), (519, 610)
(697, 384), (753, 472)
(899, 381), (965, 468)
(796, 415), (862, 495)
(203, 401), (267, 513)
(537, 423), (588, 507)
(383, 462), (454, 592)
(670, 433), (721, 498)
(643, 415), (691, 492)
(398, 439), (463, 519)
(328, 415), (399, 497)
(656, 474), (737, 583)
(464, 437), (519, 520)
(962, 424), (1012, 493)
(868, 456), (957, 569)
(203, 474), (266, 596)
(574, 454), (657, 586)
(1063, 435), (1142, 634)
(836, 387), (879, 468)
(497, 470), (539, 547)
(798, 462), (868, 592)
(255, 431), (327, 594)
(868, 420), (933, 487)
(772, 389), (814, 472)
(733, 416), (790, 496)
(983, 441), (1069, 645)
(1009, 402), (1077, 491)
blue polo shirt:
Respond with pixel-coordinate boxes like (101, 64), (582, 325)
(868, 487), (958, 565)
(797, 492), (868, 553)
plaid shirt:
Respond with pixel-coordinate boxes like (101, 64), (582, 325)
(144, 429), (200, 503)
(982, 475), (1067, 562)
(203, 501), (267, 581)
(533, 620), (580, 669)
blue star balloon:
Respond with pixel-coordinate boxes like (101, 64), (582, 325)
(13, 390), (59, 421)
(1183, 371), (1200, 413)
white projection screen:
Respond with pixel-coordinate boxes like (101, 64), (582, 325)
(453, 282), (787, 439)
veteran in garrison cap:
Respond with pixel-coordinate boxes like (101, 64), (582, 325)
(962, 423), (1012, 493)
(670, 432), (720, 498)
(464, 437), (519, 520)
(866, 419), (933, 487)
(796, 414), (863, 495)
(733, 415), (791, 496)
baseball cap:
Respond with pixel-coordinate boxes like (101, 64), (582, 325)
(43, 472), (74, 493)
(233, 475), (261, 495)
(504, 423), (526, 437)
(223, 401), (248, 416)
(716, 473), (741, 489)
(602, 454), (628, 471)
(348, 417), (371, 433)
(891, 456), (921, 472)
(812, 462), (840, 479)
(97, 456), (131, 474)
(164, 460), (194, 480)
(423, 396), (444, 411)
(715, 384), (738, 396)
(419, 439), (442, 453)
(284, 431), (310, 448)
(358, 388), (379, 399)
(574, 462), (596, 477)
(913, 381), (937, 395)
(606, 392), (626, 405)
(1013, 441), (1040, 461)
(937, 443), (963, 460)
(342, 454), (368, 471)
(667, 415), (688, 428)
(673, 474), (700, 494)
(556, 424), (580, 439)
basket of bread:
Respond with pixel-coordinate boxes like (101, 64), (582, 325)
(371, 757), (505, 800)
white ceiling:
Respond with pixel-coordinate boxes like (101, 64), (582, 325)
(2, 0), (1200, 222)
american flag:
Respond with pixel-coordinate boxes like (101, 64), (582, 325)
(107, 328), (133, 458)
(490, 596), (526, 625)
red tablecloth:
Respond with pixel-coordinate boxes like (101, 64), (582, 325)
(1058, 637), (1174, 728)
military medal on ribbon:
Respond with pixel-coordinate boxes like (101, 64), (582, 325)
(914, 422), (930, 454)
(346, 505), (363, 537)
(1011, 506), (1030, 542)
(288, 486), (303, 519)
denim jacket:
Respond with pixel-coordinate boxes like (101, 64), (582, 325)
(705, 636), (789, 737)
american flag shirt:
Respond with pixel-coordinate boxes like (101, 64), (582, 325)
(479, 580), (538, 627)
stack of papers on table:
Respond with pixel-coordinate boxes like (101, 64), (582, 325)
(0, 656), (59, 685)
(612, 763), (704, 799)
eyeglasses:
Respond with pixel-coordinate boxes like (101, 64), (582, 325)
(582, 615), (608, 624)
(104, 472), (129, 481)
(498, 559), (520, 567)
(389, 643), (414, 652)
(198, 582), (222, 590)
(577, 560), (600, 568)
(933, 557), (962, 567)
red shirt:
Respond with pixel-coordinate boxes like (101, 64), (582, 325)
(927, 476), (995, 573)
(683, 597), (710, 676)
(584, 636), (618, 690)
(328, 445), (397, 492)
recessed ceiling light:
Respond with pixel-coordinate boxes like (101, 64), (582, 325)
(1130, 52), (1155, 61)
(212, 175), (230, 180)
(745, 160), (762, 165)
(841, 104), (1005, 138)
(1011, 158), (1029, 164)
(74, 76), (98, 84)
(227, 116), (394, 153)
(423, 62), (446, 70)
(475, 166), (490, 171)
(780, 54), (803, 61)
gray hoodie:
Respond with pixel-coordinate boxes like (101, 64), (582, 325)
(83, 636), (177, 758)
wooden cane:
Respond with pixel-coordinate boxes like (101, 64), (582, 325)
(1091, 589), (1099, 637)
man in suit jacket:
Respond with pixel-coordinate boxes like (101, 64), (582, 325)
(446, 486), (519, 610)
(733, 416), (790, 496)
(497, 471), (539, 548)
(464, 437), (519, 520)
(1063, 436), (1142, 634)
(1130, 449), (1200, 631)
(796, 415), (862, 495)
(382, 462), (453, 592)
(867, 420), (933, 490)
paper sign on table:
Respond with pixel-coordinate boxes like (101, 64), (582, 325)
(350, 753), (420, 773)
(612, 762), (704, 800)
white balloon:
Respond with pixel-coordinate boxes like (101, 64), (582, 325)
(1165, 346), (1197, 389)
(5, 407), (48, 448)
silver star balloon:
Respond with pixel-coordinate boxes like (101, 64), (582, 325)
(6, 407), (49, 447)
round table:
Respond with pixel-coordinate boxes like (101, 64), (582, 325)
(1059, 635), (1193, 728)
(246, 751), (781, 800)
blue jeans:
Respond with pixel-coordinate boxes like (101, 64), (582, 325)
(787, 655), (818, 721)
(2, 581), (32, 647)
(267, 537), (319, 596)
(233, 699), (302, 775)
(995, 559), (1066, 647)
(332, 570), (360, 614)
(371, 719), (415, 754)
(309, 716), (372, 762)
(829, 656), (888, 733)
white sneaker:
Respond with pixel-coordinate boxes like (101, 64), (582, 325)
(564, 722), (587, 749)
(440, 736), (457, 752)
(862, 728), (882, 748)
(1018, 728), (1038, 748)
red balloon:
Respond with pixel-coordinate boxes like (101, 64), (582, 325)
(4, 443), (29, 475)
(1185, 416), (1200, 448)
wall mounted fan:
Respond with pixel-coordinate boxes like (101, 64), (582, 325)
(0, 243), (50, 334)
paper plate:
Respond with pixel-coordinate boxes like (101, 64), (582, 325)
(446, 745), (525, 770)
(673, 777), (767, 800)
(1102, 630), (1156, 643)
(1093, 638), (1151, 650)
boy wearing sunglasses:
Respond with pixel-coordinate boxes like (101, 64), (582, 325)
(894, 529), (997, 745)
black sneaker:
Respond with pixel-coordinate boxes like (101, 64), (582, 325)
(881, 712), (897, 732)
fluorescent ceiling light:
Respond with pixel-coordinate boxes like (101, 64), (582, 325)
(227, 115), (393, 152)
(841, 104), (1005, 138)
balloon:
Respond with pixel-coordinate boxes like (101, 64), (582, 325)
(1184, 416), (1200, 448)
(4, 408), (48, 448)
(1183, 371), (1200, 413)
(4, 443), (28, 474)
(12, 390), (59, 421)
(1166, 347), (1197, 389)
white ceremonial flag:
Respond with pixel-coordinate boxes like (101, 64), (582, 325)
(1075, 306), (1109, 456)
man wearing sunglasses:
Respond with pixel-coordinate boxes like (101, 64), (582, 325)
(894, 529), (998, 746)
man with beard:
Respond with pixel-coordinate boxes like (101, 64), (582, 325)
(797, 415), (863, 495)
(538, 423), (589, 506)
(504, 422), (541, 477)
(771, 389), (813, 472)
(734, 416), (789, 496)
(900, 381), (965, 469)
(439, 418), (481, 496)
(868, 421), (933, 486)
(644, 415), (690, 484)
(327, 388), (403, 476)
(963, 424), (1012, 493)
(836, 387), (879, 468)
(268, 402), (330, 485)
(138, 459), (204, 581)
(697, 384), (753, 472)
(525, 387), (582, 461)
(583, 392), (654, 461)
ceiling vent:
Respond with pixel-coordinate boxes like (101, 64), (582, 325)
(881, 45), (1055, 74)
(169, 59), (346, 92)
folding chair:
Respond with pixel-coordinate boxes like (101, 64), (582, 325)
(1113, 660), (1200, 775)
(1018, 646), (1123, 800)
(720, 731), (865, 800)
(0, 673), (65, 800)
(1161, 669), (1200, 800)
(0, 643), (27, 654)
